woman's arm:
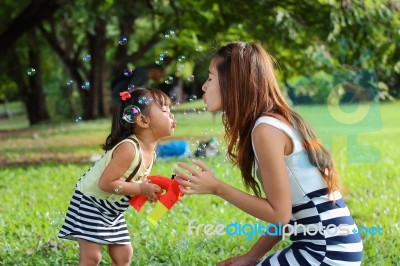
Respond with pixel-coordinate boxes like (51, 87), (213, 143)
(175, 124), (292, 224)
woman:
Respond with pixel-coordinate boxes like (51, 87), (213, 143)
(175, 41), (363, 265)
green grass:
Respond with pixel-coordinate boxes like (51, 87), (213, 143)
(1, 102), (399, 265)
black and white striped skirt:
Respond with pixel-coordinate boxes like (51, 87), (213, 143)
(58, 187), (132, 245)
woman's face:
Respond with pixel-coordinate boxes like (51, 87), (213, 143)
(201, 58), (222, 112)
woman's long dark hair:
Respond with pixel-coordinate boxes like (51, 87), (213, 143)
(101, 87), (171, 151)
(215, 41), (341, 197)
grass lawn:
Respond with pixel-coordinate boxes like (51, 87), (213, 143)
(0, 101), (399, 265)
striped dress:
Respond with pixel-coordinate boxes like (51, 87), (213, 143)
(58, 189), (132, 244)
(58, 137), (150, 245)
(252, 116), (363, 265)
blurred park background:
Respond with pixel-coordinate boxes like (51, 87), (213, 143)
(0, 0), (399, 265)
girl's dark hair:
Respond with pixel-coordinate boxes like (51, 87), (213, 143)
(214, 41), (341, 197)
(101, 87), (171, 151)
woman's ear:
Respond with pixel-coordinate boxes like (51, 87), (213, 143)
(136, 114), (150, 128)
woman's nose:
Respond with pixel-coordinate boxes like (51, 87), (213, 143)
(201, 83), (206, 92)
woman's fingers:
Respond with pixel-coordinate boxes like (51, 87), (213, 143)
(174, 168), (196, 182)
(191, 159), (211, 172)
(176, 161), (201, 176)
(178, 185), (196, 195)
(174, 174), (193, 187)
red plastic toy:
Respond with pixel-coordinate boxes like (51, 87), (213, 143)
(129, 175), (184, 224)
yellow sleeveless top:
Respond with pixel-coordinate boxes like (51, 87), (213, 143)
(77, 135), (153, 201)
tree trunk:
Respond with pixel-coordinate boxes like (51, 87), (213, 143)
(0, 0), (70, 59)
(6, 32), (50, 126)
(82, 17), (109, 119)
(26, 30), (50, 124)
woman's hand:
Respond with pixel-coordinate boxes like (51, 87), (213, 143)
(174, 159), (222, 195)
(217, 254), (260, 266)
(139, 181), (161, 202)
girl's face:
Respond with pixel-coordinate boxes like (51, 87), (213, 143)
(147, 102), (176, 139)
(202, 58), (222, 112)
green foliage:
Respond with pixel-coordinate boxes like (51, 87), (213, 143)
(1, 103), (400, 265)
(1, 0), (399, 124)
(0, 75), (18, 101)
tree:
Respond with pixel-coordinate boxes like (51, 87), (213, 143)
(0, 0), (398, 126)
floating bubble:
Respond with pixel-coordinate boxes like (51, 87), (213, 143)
(155, 57), (164, 65)
(177, 63), (185, 71)
(176, 239), (189, 253)
(195, 45), (203, 52)
(169, 92), (177, 101)
(164, 29), (176, 39)
(66, 80), (74, 86)
(81, 81), (90, 90)
(138, 96), (153, 105)
(49, 211), (65, 227)
(127, 84), (135, 91)
(122, 105), (141, 123)
(82, 54), (91, 62)
(187, 75), (195, 82)
(27, 68), (36, 76)
(119, 36), (128, 45)
(75, 116), (82, 123)
(178, 55), (186, 62)
(189, 95), (198, 102)
(124, 68), (133, 76)
(165, 76), (174, 85)
(160, 50), (168, 58)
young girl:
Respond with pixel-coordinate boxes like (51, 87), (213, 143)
(175, 42), (363, 265)
(59, 88), (176, 266)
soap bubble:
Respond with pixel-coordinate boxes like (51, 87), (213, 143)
(188, 95), (198, 102)
(187, 75), (195, 82)
(178, 55), (186, 62)
(81, 81), (90, 90)
(27, 68), (36, 76)
(119, 36), (128, 45)
(124, 69), (133, 76)
(82, 54), (91, 62)
(165, 76), (174, 84)
(164, 29), (176, 39)
(127, 84), (135, 92)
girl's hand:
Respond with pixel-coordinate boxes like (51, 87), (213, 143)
(217, 254), (260, 266)
(139, 182), (161, 202)
(174, 159), (221, 195)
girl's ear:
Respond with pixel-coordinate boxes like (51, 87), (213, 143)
(135, 114), (150, 128)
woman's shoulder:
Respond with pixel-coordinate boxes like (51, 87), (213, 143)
(255, 114), (291, 129)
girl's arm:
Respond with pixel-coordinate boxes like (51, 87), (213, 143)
(218, 234), (282, 266)
(98, 142), (161, 199)
(175, 124), (292, 224)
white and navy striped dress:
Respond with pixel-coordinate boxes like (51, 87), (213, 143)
(58, 188), (132, 244)
(252, 117), (363, 266)
(58, 137), (148, 245)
